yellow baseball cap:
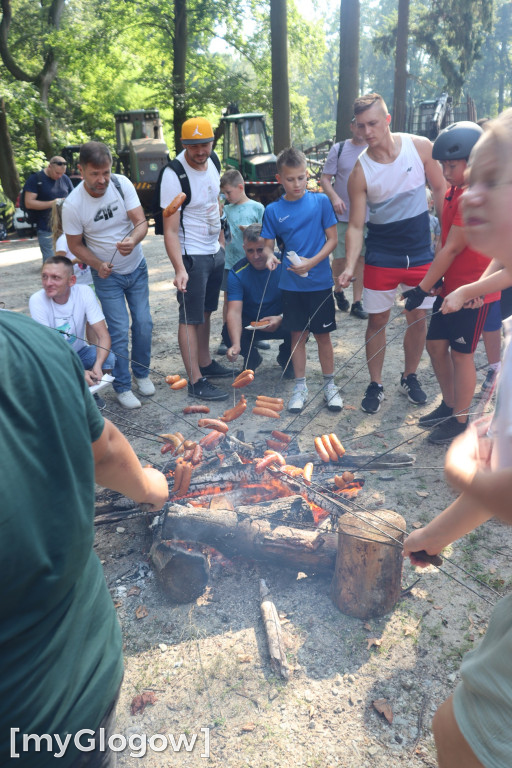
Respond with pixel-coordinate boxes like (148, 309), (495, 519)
(181, 117), (214, 145)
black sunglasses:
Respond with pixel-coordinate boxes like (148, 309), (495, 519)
(52, 161), (67, 166)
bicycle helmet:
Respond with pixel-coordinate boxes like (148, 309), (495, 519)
(433, 121), (483, 161)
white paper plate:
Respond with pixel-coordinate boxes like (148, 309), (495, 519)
(89, 373), (115, 395)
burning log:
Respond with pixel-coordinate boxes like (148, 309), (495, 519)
(158, 501), (338, 574)
(149, 540), (210, 603)
(259, 579), (289, 680)
(331, 509), (406, 618)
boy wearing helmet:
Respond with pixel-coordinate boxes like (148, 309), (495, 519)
(161, 117), (231, 401)
(403, 122), (501, 443)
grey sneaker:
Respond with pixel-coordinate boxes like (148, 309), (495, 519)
(323, 381), (343, 412)
(116, 390), (142, 409)
(288, 386), (308, 413)
(134, 376), (155, 396)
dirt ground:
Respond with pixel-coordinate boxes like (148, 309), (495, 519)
(2, 233), (509, 768)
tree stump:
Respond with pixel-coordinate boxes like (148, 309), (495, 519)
(331, 509), (405, 618)
(150, 541), (210, 603)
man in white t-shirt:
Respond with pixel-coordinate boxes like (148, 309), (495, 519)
(29, 256), (115, 408)
(320, 118), (368, 319)
(62, 141), (153, 410)
(161, 117), (230, 401)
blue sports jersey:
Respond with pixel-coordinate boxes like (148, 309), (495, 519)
(227, 258), (283, 320)
(261, 191), (336, 292)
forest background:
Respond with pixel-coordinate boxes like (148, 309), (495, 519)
(0, 0), (511, 203)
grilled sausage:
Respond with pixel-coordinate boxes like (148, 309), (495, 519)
(161, 442), (175, 455)
(314, 437), (330, 462)
(220, 396), (247, 422)
(232, 373), (254, 389)
(170, 378), (188, 390)
(271, 430), (292, 444)
(256, 395), (284, 406)
(255, 398), (283, 412)
(163, 192), (187, 217)
(329, 433), (346, 458)
(342, 470), (355, 483)
(303, 462), (314, 482)
(250, 320), (268, 327)
(334, 475), (347, 489)
(255, 453), (280, 474)
(252, 406), (280, 418)
(178, 462), (193, 496)
(233, 369), (254, 384)
(321, 434), (339, 463)
(183, 405), (210, 414)
(191, 443), (203, 465)
(197, 418), (229, 434)
(266, 438), (289, 452)
(165, 374), (181, 384)
(198, 430), (225, 450)
(172, 459), (185, 493)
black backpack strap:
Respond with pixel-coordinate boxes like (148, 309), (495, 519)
(337, 140), (346, 159)
(110, 173), (125, 201)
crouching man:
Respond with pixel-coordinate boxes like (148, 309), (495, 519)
(29, 255), (115, 408)
(223, 224), (292, 376)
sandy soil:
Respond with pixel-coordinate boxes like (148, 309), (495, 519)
(2, 233), (509, 768)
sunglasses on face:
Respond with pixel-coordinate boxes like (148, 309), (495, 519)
(52, 161), (67, 166)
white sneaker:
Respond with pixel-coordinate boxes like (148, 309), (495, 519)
(134, 376), (155, 396)
(324, 382), (343, 412)
(116, 390), (142, 409)
(288, 386), (308, 413)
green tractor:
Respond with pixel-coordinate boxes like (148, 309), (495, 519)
(114, 109), (169, 212)
(219, 110), (280, 205)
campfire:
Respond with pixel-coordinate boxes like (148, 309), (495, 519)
(149, 429), (412, 615)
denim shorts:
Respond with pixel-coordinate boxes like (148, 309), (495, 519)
(177, 249), (224, 324)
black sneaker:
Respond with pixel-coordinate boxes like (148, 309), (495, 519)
(350, 301), (368, 320)
(199, 359), (233, 378)
(255, 339), (270, 350)
(188, 377), (228, 401)
(361, 382), (384, 413)
(418, 400), (453, 427)
(334, 291), (350, 312)
(93, 392), (106, 411)
(399, 373), (427, 405)
(428, 417), (468, 445)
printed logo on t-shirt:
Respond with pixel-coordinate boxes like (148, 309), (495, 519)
(94, 203), (119, 222)
(55, 318), (76, 345)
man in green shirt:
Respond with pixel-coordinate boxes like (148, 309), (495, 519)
(0, 311), (168, 767)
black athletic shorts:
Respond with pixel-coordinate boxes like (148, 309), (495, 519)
(177, 249), (224, 324)
(282, 288), (336, 334)
(427, 295), (489, 354)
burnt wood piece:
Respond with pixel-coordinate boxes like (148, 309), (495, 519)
(260, 579), (289, 680)
(150, 540), (210, 603)
(331, 509), (406, 618)
(283, 452), (415, 469)
(158, 502), (338, 573)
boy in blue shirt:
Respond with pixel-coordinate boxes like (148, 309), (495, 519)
(217, 169), (265, 354)
(261, 147), (341, 413)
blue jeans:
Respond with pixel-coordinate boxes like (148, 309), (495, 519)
(38, 230), (54, 262)
(92, 260), (153, 393)
(77, 345), (116, 371)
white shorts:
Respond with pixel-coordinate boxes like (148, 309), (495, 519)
(363, 284), (436, 314)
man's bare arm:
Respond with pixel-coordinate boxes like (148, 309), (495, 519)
(116, 206), (148, 256)
(412, 135), (447, 216)
(92, 418), (168, 511)
(24, 191), (54, 211)
(338, 163), (367, 288)
(163, 210), (188, 292)
(319, 174), (346, 216)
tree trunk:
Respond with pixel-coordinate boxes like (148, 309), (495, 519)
(173, 0), (188, 155)
(270, 0), (291, 153)
(0, 97), (20, 202)
(336, 0), (360, 141)
(392, 0), (409, 133)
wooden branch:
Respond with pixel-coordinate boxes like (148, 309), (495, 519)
(259, 579), (289, 680)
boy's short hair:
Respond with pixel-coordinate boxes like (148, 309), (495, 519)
(243, 223), (262, 242)
(42, 256), (74, 273)
(276, 147), (307, 173)
(220, 169), (244, 187)
(353, 93), (388, 117)
(79, 141), (112, 167)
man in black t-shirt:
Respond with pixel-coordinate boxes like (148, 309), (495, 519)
(24, 156), (73, 262)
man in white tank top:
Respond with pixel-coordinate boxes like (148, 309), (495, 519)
(338, 93), (446, 415)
